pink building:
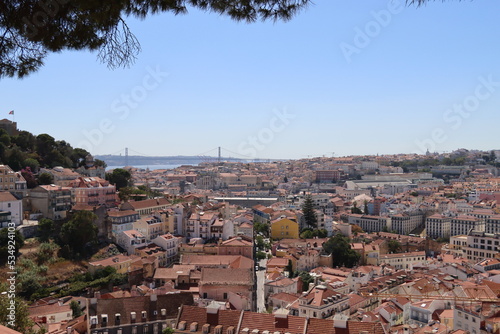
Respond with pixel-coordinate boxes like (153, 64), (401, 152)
(69, 177), (117, 207)
(218, 236), (254, 259)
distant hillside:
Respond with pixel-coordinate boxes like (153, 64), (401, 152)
(95, 155), (245, 167)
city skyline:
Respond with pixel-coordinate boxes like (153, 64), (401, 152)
(1, 1), (500, 159)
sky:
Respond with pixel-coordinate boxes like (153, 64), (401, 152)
(1, 0), (500, 160)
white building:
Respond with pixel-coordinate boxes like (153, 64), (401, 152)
(116, 229), (147, 255)
(347, 214), (390, 233)
(486, 215), (500, 234)
(0, 191), (22, 227)
(450, 215), (485, 237)
(426, 214), (451, 239)
(464, 231), (500, 263)
(379, 251), (427, 270)
(152, 233), (180, 267)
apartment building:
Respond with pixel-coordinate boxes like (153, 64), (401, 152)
(70, 177), (117, 207)
(486, 215), (500, 234)
(390, 212), (423, 235)
(426, 214), (451, 239)
(450, 215), (485, 237)
(379, 251), (426, 270)
(29, 184), (72, 220)
(464, 231), (500, 263)
(347, 214), (390, 233)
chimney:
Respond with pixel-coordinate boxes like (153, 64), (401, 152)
(333, 314), (348, 329)
(150, 293), (157, 302)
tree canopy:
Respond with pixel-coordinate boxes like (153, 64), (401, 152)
(322, 234), (360, 268)
(106, 168), (132, 190)
(301, 194), (317, 228)
(1, 0), (312, 78)
(59, 211), (98, 258)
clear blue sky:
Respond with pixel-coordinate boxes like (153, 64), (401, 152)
(2, 0), (500, 160)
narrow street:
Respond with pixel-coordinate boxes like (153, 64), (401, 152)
(256, 257), (267, 313)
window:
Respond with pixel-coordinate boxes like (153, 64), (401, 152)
(223, 293), (228, 299)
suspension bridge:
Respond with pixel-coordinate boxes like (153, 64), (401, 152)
(95, 147), (273, 168)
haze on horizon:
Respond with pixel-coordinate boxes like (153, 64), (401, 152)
(2, 1), (500, 160)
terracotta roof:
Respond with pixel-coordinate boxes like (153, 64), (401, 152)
(127, 198), (170, 210)
(153, 265), (197, 280)
(266, 277), (295, 287)
(88, 293), (194, 328)
(269, 292), (301, 304)
(181, 255), (253, 269)
(220, 237), (252, 247)
(177, 305), (242, 334)
(107, 210), (138, 217)
(0, 325), (23, 334)
(0, 191), (19, 202)
(307, 318), (386, 334)
(238, 312), (306, 334)
(200, 268), (252, 285)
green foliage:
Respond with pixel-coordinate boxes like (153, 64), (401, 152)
(256, 235), (266, 250)
(254, 221), (270, 237)
(436, 237), (450, 243)
(323, 234), (360, 268)
(0, 228), (24, 263)
(37, 218), (55, 242)
(162, 327), (175, 334)
(300, 228), (327, 239)
(301, 195), (317, 228)
(35, 242), (60, 265)
(285, 259), (294, 276)
(0, 284), (42, 334)
(23, 158), (40, 172)
(1, 0), (311, 79)
(106, 168), (132, 190)
(300, 229), (313, 239)
(0, 129), (91, 171)
(70, 300), (83, 318)
(59, 211), (98, 259)
(37, 172), (54, 185)
(256, 251), (267, 260)
(351, 202), (363, 214)
(387, 240), (402, 253)
(16, 258), (47, 298)
(94, 159), (107, 168)
(298, 271), (314, 291)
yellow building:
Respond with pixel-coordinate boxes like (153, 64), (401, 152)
(271, 218), (299, 239)
(88, 254), (139, 275)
